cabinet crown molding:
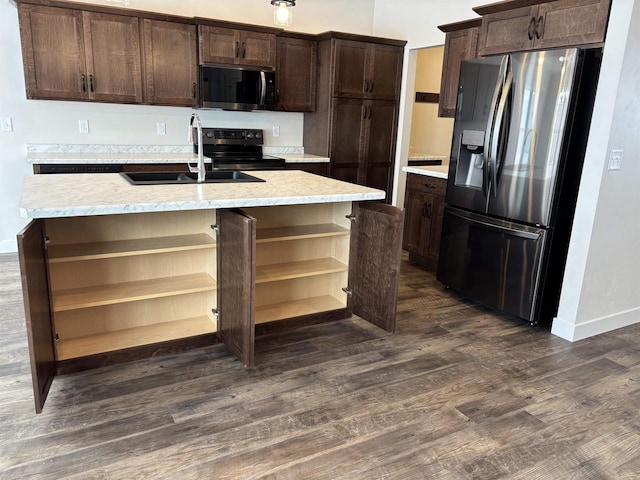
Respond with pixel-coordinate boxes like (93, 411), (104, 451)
(15, 0), (406, 44)
(473, 0), (560, 15)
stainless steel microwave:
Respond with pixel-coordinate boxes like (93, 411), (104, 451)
(199, 65), (276, 111)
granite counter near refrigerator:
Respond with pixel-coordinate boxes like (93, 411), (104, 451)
(26, 145), (330, 175)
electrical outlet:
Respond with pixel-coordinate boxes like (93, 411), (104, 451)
(272, 125), (280, 137)
(79, 120), (89, 134)
(1, 117), (13, 132)
(608, 149), (623, 171)
(157, 122), (166, 135)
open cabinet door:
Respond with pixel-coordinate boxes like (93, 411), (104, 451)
(216, 209), (256, 367)
(17, 220), (56, 413)
(348, 202), (404, 333)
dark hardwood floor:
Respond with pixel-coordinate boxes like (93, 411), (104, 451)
(1, 251), (639, 479)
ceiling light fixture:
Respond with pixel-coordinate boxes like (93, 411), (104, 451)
(271, 0), (295, 28)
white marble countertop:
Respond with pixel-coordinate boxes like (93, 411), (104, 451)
(408, 154), (447, 161)
(26, 152), (204, 164)
(26, 152), (330, 165)
(402, 165), (449, 179)
(20, 170), (384, 219)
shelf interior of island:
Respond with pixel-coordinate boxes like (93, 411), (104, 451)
(45, 210), (218, 360)
(246, 203), (352, 324)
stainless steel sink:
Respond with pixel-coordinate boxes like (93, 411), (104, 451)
(120, 171), (266, 185)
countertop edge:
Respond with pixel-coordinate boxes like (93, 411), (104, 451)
(402, 166), (449, 179)
(20, 192), (385, 219)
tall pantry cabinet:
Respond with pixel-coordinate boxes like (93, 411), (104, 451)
(304, 33), (406, 202)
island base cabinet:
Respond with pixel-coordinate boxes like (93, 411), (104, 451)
(18, 210), (218, 412)
(218, 202), (404, 367)
(18, 203), (403, 411)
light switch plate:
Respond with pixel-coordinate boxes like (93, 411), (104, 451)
(272, 125), (280, 137)
(608, 149), (623, 171)
(1, 117), (13, 132)
(79, 120), (89, 134)
(157, 122), (166, 135)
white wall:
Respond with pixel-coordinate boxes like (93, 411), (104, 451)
(371, 0), (480, 205)
(0, 0), (375, 253)
(552, 0), (640, 341)
(409, 46), (454, 160)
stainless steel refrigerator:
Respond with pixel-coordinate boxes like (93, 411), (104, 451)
(437, 48), (601, 326)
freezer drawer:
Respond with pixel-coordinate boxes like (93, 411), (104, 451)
(437, 207), (547, 322)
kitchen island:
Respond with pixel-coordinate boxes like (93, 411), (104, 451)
(18, 170), (403, 412)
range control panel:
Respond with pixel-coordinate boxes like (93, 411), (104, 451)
(200, 128), (264, 145)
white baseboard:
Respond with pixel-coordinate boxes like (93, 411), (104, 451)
(552, 306), (640, 341)
(0, 239), (17, 254)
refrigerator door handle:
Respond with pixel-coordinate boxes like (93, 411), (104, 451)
(483, 56), (509, 198)
(448, 209), (541, 240)
(491, 69), (513, 197)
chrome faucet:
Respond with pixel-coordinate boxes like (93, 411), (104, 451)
(187, 113), (206, 183)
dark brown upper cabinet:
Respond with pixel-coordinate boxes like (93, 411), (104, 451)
(142, 19), (198, 107)
(333, 39), (403, 101)
(304, 33), (405, 202)
(18, 3), (142, 103)
(198, 24), (277, 69)
(474, 0), (611, 56)
(276, 33), (317, 112)
(437, 18), (482, 118)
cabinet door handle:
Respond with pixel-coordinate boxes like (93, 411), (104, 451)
(235, 41), (240, 58)
(81, 74), (86, 93)
(242, 42), (246, 58)
(424, 183), (437, 189)
(89, 74), (94, 93)
(369, 80), (374, 93)
(535, 16), (544, 40)
(421, 204), (427, 218)
(527, 17), (535, 40)
(426, 203), (432, 220)
(192, 82), (196, 99)
(367, 106), (372, 119)
(362, 106), (367, 119)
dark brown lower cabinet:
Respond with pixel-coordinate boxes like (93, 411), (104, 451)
(402, 174), (447, 270)
(17, 202), (403, 411)
(284, 163), (329, 176)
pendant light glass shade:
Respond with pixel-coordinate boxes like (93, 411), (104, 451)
(271, 0), (295, 27)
